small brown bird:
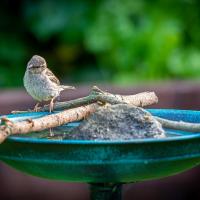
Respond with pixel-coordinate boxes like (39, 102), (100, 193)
(24, 55), (75, 112)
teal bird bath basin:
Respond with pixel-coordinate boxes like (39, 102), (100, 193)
(1, 109), (200, 199)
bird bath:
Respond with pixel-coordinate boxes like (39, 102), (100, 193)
(1, 109), (200, 200)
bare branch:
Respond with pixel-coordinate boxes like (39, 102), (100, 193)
(0, 87), (159, 143)
(0, 103), (98, 143)
(40, 90), (158, 111)
(155, 117), (200, 132)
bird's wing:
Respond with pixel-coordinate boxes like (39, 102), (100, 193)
(45, 68), (60, 85)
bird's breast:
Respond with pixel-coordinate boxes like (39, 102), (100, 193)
(24, 71), (59, 101)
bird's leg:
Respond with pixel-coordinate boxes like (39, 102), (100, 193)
(49, 97), (56, 113)
(34, 102), (40, 112)
(49, 128), (54, 137)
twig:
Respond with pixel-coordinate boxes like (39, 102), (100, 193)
(0, 87), (159, 143)
(155, 117), (200, 133)
(11, 87), (158, 113)
(40, 87), (158, 111)
(2, 86), (200, 144)
(0, 103), (98, 143)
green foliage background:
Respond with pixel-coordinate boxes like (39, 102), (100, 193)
(1, 0), (200, 87)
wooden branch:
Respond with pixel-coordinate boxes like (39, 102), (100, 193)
(0, 104), (98, 143)
(0, 87), (159, 143)
(2, 108), (200, 144)
(40, 88), (158, 111)
(12, 87), (158, 113)
(155, 117), (200, 133)
(2, 84), (200, 144)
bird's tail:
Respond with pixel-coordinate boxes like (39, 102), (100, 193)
(61, 85), (76, 91)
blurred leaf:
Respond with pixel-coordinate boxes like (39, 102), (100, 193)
(23, 0), (91, 43)
(1, 0), (200, 87)
(168, 48), (200, 77)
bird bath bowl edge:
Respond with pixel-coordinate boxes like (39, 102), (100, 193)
(1, 109), (200, 199)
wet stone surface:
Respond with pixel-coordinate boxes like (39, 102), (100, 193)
(64, 104), (166, 140)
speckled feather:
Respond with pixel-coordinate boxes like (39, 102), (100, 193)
(23, 55), (75, 102)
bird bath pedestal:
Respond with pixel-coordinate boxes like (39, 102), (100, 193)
(1, 109), (200, 200)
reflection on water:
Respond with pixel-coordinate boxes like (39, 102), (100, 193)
(15, 125), (75, 140)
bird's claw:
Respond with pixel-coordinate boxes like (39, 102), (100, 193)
(33, 103), (41, 112)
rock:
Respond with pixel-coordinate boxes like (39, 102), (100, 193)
(64, 104), (166, 140)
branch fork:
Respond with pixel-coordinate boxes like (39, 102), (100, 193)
(1, 86), (200, 144)
(0, 86), (158, 143)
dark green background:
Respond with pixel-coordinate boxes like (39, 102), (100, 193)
(1, 0), (200, 87)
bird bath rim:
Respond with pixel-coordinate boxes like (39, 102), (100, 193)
(7, 131), (200, 144)
(4, 108), (200, 144)
(2, 108), (200, 200)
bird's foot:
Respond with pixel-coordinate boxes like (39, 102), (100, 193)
(33, 103), (41, 112)
(49, 128), (54, 137)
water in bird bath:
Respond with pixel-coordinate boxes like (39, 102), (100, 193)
(13, 104), (196, 141)
(12, 124), (189, 140)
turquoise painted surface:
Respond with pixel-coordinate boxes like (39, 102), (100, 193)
(1, 109), (200, 183)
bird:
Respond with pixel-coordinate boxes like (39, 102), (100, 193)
(24, 55), (75, 112)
